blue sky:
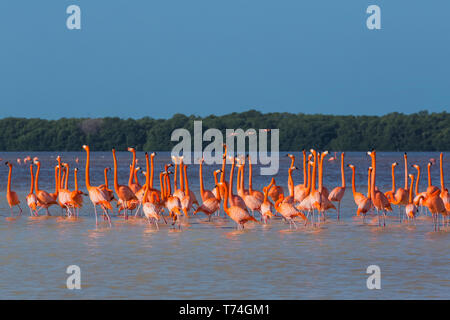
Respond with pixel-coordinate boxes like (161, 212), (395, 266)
(0, 1), (449, 119)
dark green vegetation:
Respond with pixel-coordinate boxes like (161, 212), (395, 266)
(0, 110), (448, 151)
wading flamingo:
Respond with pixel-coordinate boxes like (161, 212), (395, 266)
(112, 148), (138, 220)
(228, 157), (247, 210)
(193, 170), (222, 220)
(82, 145), (112, 226)
(219, 183), (258, 230)
(275, 193), (307, 229)
(294, 150), (309, 203)
(260, 178), (275, 224)
(180, 164), (194, 216)
(26, 164), (39, 216)
(34, 160), (58, 216)
(328, 152), (346, 220)
(356, 167), (373, 222)
(5, 162), (22, 216)
(367, 150), (392, 227)
(142, 153), (162, 228)
(405, 174), (418, 222)
(416, 189), (446, 231)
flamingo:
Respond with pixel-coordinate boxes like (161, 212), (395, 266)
(26, 164), (39, 216)
(328, 152), (338, 162)
(297, 150), (319, 223)
(180, 164), (194, 216)
(34, 160), (58, 216)
(275, 194), (307, 229)
(239, 157), (263, 216)
(99, 167), (115, 203)
(164, 171), (183, 228)
(213, 144), (229, 203)
(82, 145), (112, 226)
(70, 167), (85, 217)
(142, 153), (162, 228)
(416, 189), (446, 231)
(316, 151), (336, 219)
(356, 167), (373, 221)
(367, 150), (392, 227)
(136, 152), (160, 204)
(294, 150), (310, 203)
(328, 152), (346, 220)
(405, 174), (418, 222)
(219, 183), (258, 230)
(260, 178), (275, 224)
(268, 180), (284, 203)
(390, 153), (409, 222)
(58, 161), (76, 216)
(112, 148), (138, 220)
(412, 164), (427, 211)
(347, 164), (368, 208)
(282, 165), (297, 204)
(193, 170), (222, 220)
(5, 162), (22, 216)
(227, 156), (247, 210)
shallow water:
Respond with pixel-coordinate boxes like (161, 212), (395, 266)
(0, 151), (449, 299)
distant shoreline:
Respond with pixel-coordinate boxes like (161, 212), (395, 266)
(0, 110), (448, 152)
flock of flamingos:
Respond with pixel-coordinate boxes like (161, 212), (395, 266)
(3, 145), (450, 232)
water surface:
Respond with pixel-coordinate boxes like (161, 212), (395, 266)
(0, 152), (448, 299)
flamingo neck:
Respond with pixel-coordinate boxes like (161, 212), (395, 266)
(85, 148), (91, 189)
(129, 150), (136, 187)
(74, 170), (79, 192)
(302, 151), (307, 187)
(199, 161), (205, 196)
(112, 150), (120, 194)
(35, 163), (42, 193)
(311, 152), (317, 192)
(249, 157), (254, 193)
(404, 154), (408, 189)
(288, 168), (294, 196)
(150, 155), (155, 189)
(179, 160), (184, 192)
(409, 176), (414, 204)
(184, 165), (189, 195)
(65, 164), (70, 190)
(7, 165), (12, 194)
(427, 164), (432, 187)
(415, 167), (420, 194)
(229, 159), (236, 201)
(143, 154), (150, 203)
(440, 153), (445, 191)
(341, 153), (345, 188)
(29, 165), (34, 194)
(104, 169), (109, 189)
(134, 168), (140, 186)
(391, 165), (396, 192)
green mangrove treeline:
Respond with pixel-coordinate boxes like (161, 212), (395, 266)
(0, 110), (448, 151)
